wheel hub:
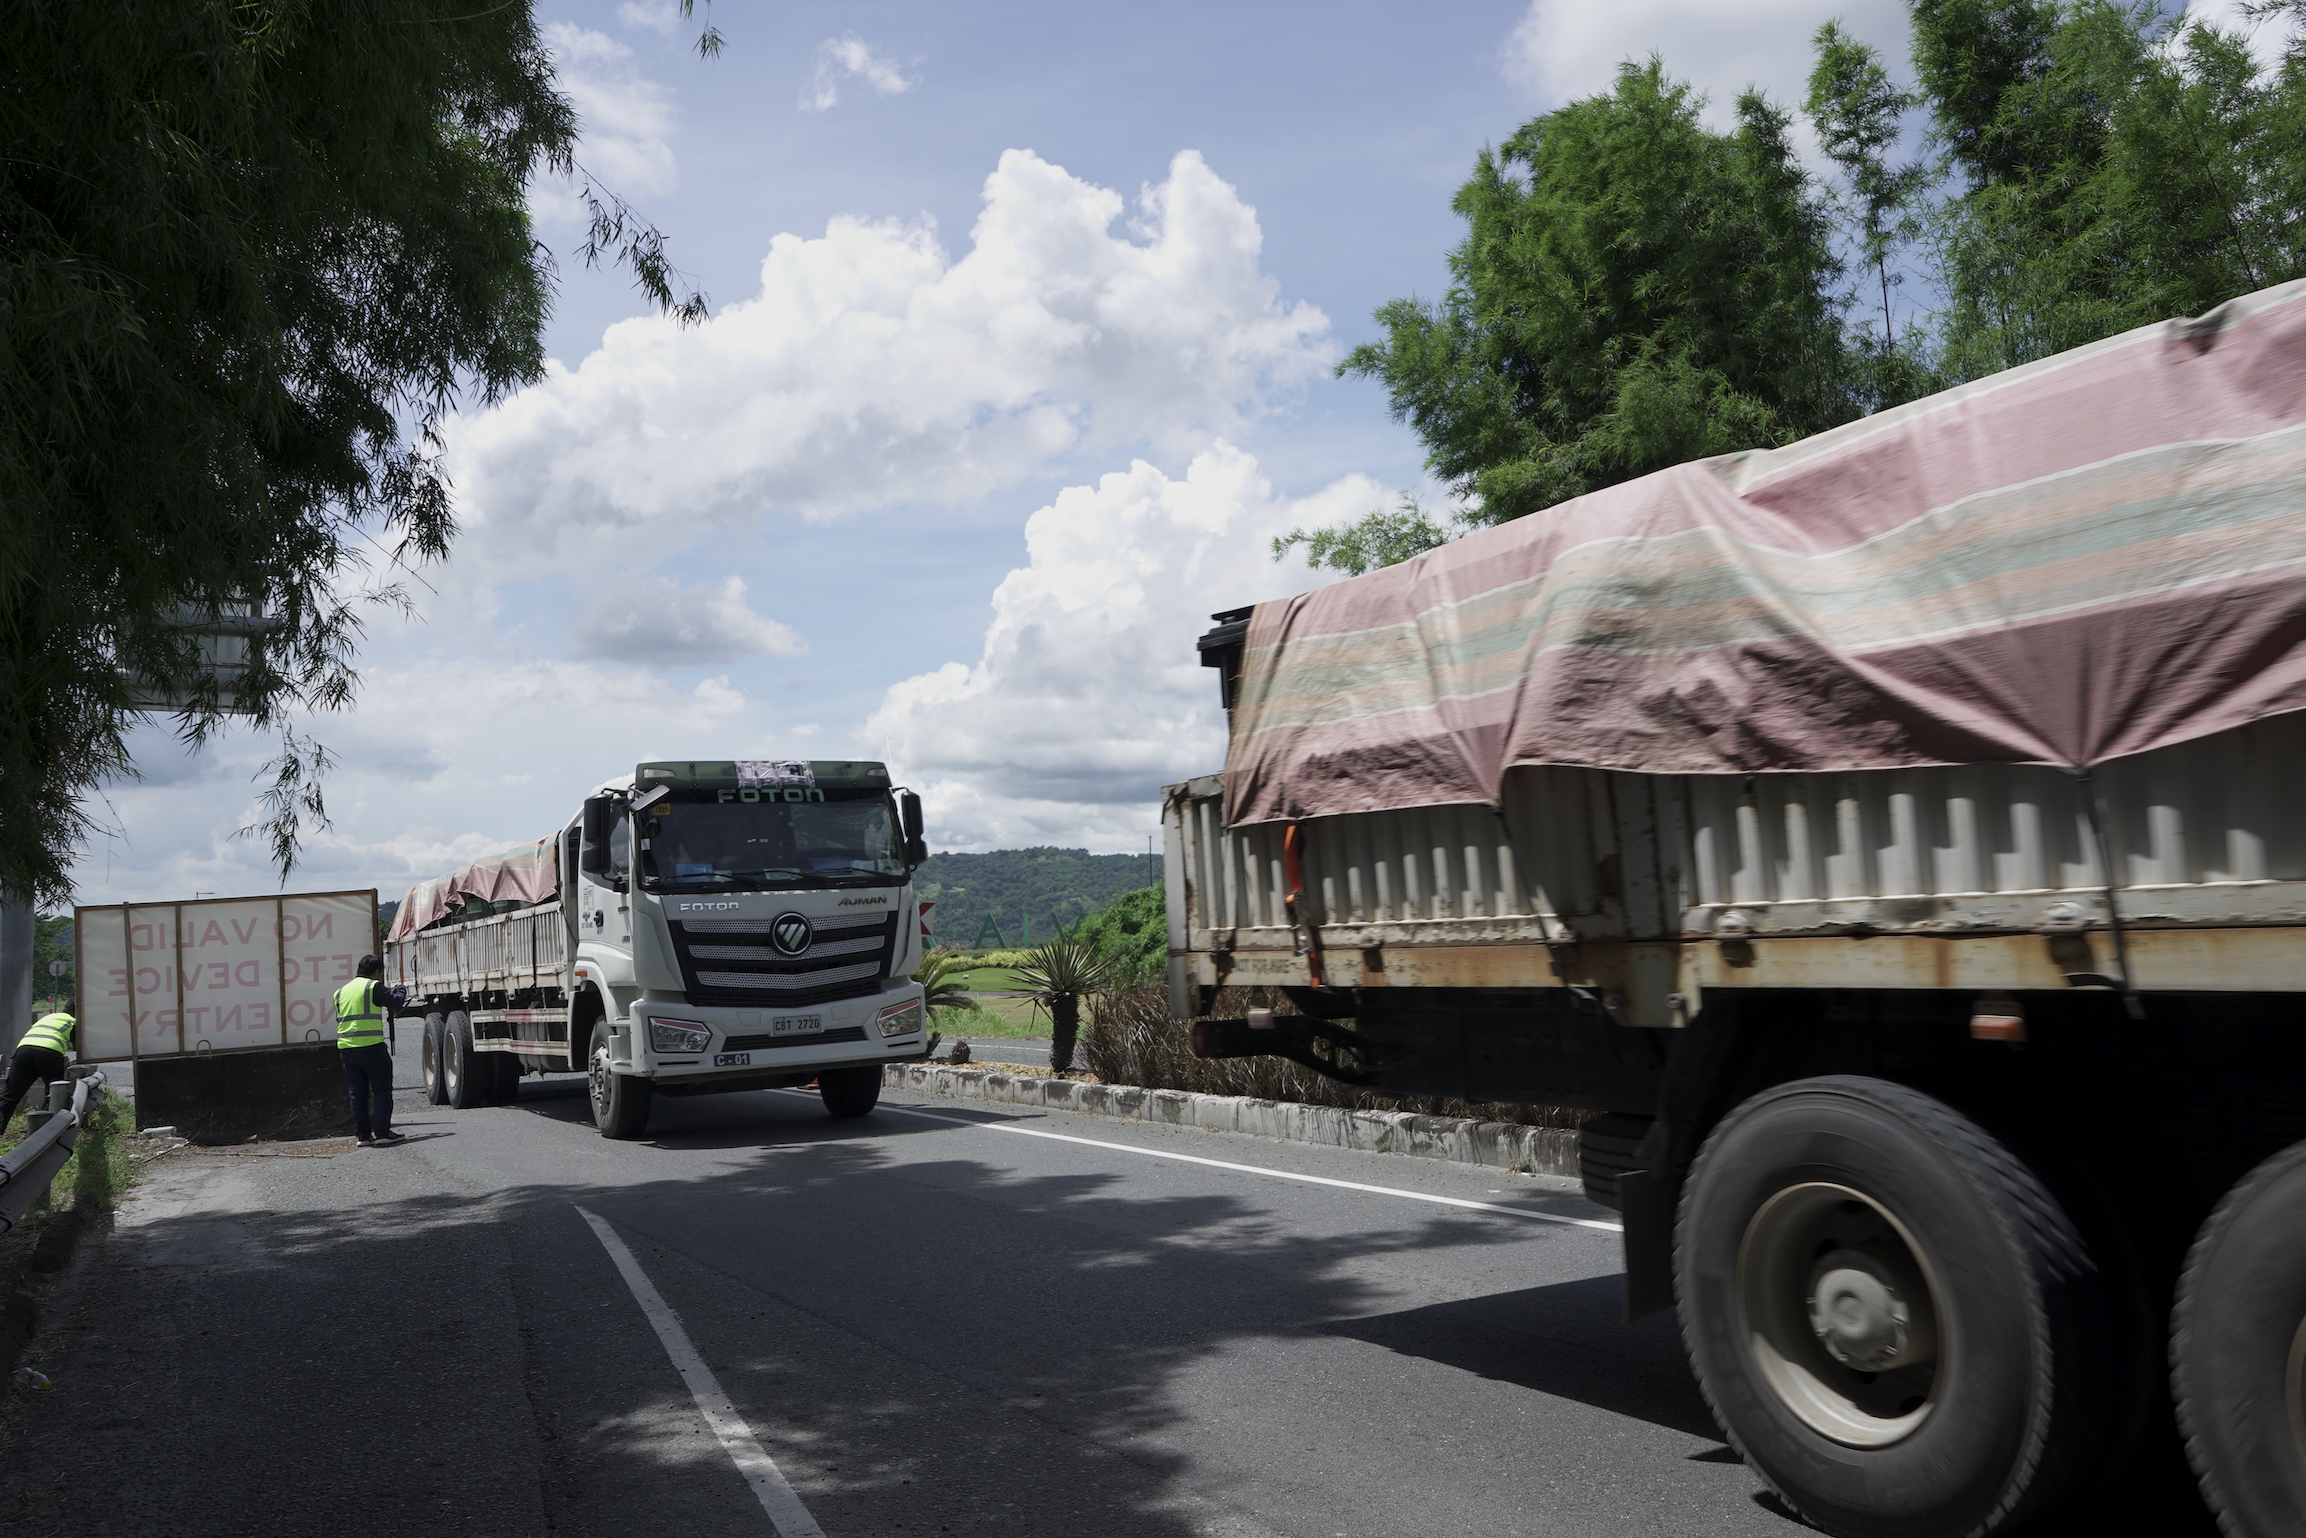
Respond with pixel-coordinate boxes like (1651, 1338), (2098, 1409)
(1738, 1182), (1943, 1447)
(1808, 1251), (1911, 1371)
(589, 1046), (612, 1117)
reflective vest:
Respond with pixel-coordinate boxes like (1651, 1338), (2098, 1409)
(333, 980), (385, 1049)
(19, 1012), (73, 1055)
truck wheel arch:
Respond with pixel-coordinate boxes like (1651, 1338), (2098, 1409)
(568, 987), (606, 1075)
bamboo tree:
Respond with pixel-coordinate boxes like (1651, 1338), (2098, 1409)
(0, 0), (715, 903)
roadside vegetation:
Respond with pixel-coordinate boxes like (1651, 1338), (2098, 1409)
(0, 1092), (138, 1290)
(1282, 0), (2306, 572)
(1, 1), (721, 901)
(1077, 986), (1591, 1131)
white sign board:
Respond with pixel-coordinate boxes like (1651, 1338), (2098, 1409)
(72, 890), (379, 1061)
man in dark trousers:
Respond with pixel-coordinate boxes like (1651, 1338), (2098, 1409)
(335, 957), (403, 1147)
(0, 1010), (74, 1132)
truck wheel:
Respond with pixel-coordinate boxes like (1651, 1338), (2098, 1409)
(2173, 1139), (2306, 1537)
(422, 1013), (449, 1105)
(1677, 1075), (2118, 1538)
(488, 1048), (524, 1105)
(444, 1011), (490, 1110)
(818, 1066), (881, 1118)
(588, 1024), (651, 1139)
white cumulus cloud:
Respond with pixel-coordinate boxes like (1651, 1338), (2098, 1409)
(574, 575), (807, 665)
(801, 33), (916, 111)
(75, 656), (778, 906)
(859, 443), (1390, 852)
(534, 23), (677, 225)
(616, 0), (678, 40)
(448, 148), (1331, 576)
(1502, 0), (1910, 126)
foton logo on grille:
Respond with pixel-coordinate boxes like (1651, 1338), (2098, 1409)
(678, 901), (743, 912)
(771, 912), (814, 955)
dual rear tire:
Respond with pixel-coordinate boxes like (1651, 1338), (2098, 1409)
(1677, 1076), (2134, 1538)
(2173, 1139), (2306, 1538)
(440, 1010), (524, 1109)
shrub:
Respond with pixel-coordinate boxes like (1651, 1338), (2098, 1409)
(1077, 985), (1592, 1129)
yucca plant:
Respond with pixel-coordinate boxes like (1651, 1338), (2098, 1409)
(1010, 935), (1116, 1074)
(911, 950), (976, 1020)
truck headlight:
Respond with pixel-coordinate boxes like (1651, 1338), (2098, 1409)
(876, 999), (923, 1038)
(649, 1017), (711, 1054)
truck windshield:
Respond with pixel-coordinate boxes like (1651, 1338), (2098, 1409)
(638, 792), (906, 890)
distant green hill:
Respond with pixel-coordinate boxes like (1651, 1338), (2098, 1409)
(915, 847), (1163, 951)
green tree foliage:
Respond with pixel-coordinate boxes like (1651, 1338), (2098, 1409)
(1, 0), (712, 905)
(1335, 60), (1852, 538)
(33, 914), (73, 1011)
(1069, 884), (1167, 985)
(1918, 0), (2306, 377)
(917, 847), (1162, 954)
(1294, 8), (2306, 580)
(1271, 496), (1467, 576)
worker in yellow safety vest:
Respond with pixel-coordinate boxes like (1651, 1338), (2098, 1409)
(0, 1010), (75, 1133)
(335, 956), (403, 1147)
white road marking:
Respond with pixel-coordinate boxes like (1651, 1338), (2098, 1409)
(576, 1206), (829, 1538)
(786, 1090), (1623, 1233)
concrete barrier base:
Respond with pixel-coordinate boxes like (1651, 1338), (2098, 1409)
(882, 1063), (1582, 1178)
(133, 1044), (356, 1145)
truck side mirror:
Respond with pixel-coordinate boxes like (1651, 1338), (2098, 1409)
(579, 796), (615, 878)
(899, 791), (927, 868)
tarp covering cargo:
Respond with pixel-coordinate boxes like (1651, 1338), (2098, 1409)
(385, 836), (558, 942)
(1225, 280), (2306, 828)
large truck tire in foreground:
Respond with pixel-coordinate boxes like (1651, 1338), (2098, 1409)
(1166, 282), (2306, 1537)
(385, 759), (932, 1139)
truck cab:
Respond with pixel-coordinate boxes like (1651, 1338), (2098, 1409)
(572, 758), (932, 1136)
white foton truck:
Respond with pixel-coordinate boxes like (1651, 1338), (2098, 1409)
(1169, 288), (2306, 1538)
(385, 758), (931, 1137)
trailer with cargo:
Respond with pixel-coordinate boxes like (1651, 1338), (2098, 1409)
(384, 758), (934, 1137)
(1166, 285), (2306, 1537)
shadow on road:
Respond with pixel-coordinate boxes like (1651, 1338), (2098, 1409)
(1324, 1273), (1719, 1440)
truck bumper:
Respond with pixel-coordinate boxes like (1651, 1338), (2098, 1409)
(626, 983), (928, 1083)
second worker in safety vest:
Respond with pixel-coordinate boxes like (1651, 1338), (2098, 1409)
(335, 958), (403, 1147)
(0, 1010), (75, 1133)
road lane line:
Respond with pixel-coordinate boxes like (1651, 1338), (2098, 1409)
(790, 1091), (1623, 1233)
(576, 1206), (830, 1538)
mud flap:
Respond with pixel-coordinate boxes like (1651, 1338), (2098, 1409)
(1618, 1169), (1675, 1323)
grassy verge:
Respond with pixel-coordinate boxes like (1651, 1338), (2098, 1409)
(946, 966), (1028, 993)
(929, 1001), (1048, 1040)
(0, 1093), (137, 1219)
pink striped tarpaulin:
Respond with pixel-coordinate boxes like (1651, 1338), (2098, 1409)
(1224, 280), (2306, 828)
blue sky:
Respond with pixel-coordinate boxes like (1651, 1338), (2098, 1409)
(71, 0), (2267, 908)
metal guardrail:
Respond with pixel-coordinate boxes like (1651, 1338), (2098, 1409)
(0, 1071), (107, 1233)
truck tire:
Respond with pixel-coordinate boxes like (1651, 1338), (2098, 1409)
(588, 1023), (651, 1139)
(2172, 1138), (2306, 1538)
(1578, 1112), (1652, 1212)
(818, 1066), (881, 1118)
(488, 1047), (524, 1105)
(1676, 1075), (2119, 1538)
(422, 1013), (449, 1105)
(444, 1011), (490, 1110)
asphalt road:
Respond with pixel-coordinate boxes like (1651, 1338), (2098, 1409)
(0, 1031), (2217, 1538)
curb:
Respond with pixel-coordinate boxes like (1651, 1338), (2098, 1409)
(880, 1063), (1582, 1178)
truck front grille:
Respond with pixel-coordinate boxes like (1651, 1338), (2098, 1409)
(669, 910), (899, 1008)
